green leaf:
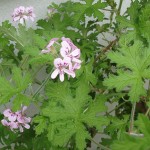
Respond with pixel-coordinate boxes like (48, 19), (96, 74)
(35, 81), (108, 149)
(0, 67), (31, 109)
(104, 41), (150, 102)
(70, 0), (106, 26)
(34, 116), (48, 135)
(111, 115), (150, 150)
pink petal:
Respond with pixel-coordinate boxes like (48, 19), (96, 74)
(47, 38), (59, 48)
(13, 16), (20, 22)
(61, 41), (71, 52)
(19, 6), (25, 13)
(73, 63), (81, 70)
(8, 113), (17, 122)
(72, 57), (82, 64)
(17, 115), (24, 123)
(64, 69), (75, 78)
(24, 117), (31, 123)
(26, 6), (33, 12)
(63, 57), (71, 65)
(3, 109), (12, 117)
(23, 123), (30, 129)
(54, 58), (63, 68)
(1, 119), (9, 126)
(10, 122), (18, 129)
(60, 47), (68, 57)
(71, 49), (80, 57)
(51, 69), (59, 79)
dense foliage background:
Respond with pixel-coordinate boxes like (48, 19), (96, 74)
(0, 0), (150, 149)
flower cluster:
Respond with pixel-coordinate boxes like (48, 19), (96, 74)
(1, 106), (31, 132)
(12, 6), (35, 24)
(41, 37), (82, 82)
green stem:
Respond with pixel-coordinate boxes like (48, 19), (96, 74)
(145, 80), (150, 116)
(32, 68), (54, 98)
(90, 138), (111, 150)
(129, 102), (136, 133)
(145, 108), (150, 116)
(0, 28), (24, 48)
(19, 55), (29, 69)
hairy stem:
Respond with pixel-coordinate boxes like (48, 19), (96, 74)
(93, 39), (118, 66)
(117, 0), (123, 15)
(145, 108), (150, 116)
(106, 100), (128, 115)
(129, 102), (136, 133)
(32, 68), (54, 98)
(145, 80), (150, 116)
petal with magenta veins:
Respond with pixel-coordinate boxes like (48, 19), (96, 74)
(61, 41), (71, 51)
(8, 113), (17, 122)
(47, 38), (59, 48)
(64, 69), (75, 78)
(60, 47), (68, 57)
(10, 122), (18, 129)
(3, 109), (12, 117)
(54, 58), (63, 67)
(71, 49), (80, 57)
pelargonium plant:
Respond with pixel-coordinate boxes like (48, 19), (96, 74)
(0, 0), (150, 150)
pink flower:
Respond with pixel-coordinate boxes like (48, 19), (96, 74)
(16, 107), (31, 124)
(1, 106), (31, 133)
(69, 63), (81, 72)
(12, 6), (35, 24)
(26, 6), (36, 22)
(12, 6), (27, 24)
(61, 37), (78, 51)
(9, 122), (18, 131)
(60, 40), (81, 64)
(41, 38), (59, 54)
(3, 109), (17, 122)
(48, 8), (55, 14)
(51, 58), (75, 82)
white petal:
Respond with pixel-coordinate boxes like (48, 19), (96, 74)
(71, 49), (80, 57)
(51, 69), (59, 79)
(72, 57), (82, 63)
(19, 125), (24, 132)
(41, 49), (50, 54)
(64, 69), (75, 78)
(22, 106), (27, 113)
(13, 16), (20, 22)
(59, 73), (64, 82)
(19, 18), (24, 24)
(60, 47), (68, 57)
